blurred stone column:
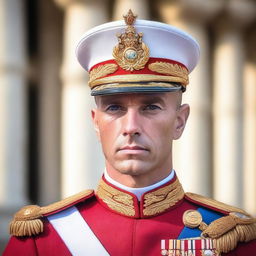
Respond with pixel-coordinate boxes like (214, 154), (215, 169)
(37, 0), (63, 205)
(243, 27), (256, 214)
(113, 0), (149, 20)
(158, 0), (223, 196)
(0, 0), (27, 245)
(55, 0), (108, 197)
(213, 21), (243, 206)
(213, 0), (256, 207)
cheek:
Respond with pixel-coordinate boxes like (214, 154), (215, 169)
(145, 119), (174, 146)
(97, 118), (120, 146)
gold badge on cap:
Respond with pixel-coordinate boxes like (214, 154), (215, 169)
(183, 209), (203, 228)
(113, 9), (150, 71)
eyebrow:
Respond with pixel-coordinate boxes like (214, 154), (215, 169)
(96, 94), (167, 107)
(139, 95), (166, 105)
(97, 96), (122, 107)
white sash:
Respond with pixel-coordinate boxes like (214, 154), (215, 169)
(47, 206), (110, 256)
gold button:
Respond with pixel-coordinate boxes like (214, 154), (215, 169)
(183, 209), (203, 228)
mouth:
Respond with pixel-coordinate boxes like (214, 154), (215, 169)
(117, 145), (149, 152)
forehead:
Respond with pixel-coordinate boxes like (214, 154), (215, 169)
(95, 92), (179, 105)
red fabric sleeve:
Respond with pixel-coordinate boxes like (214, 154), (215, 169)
(3, 236), (38, 256)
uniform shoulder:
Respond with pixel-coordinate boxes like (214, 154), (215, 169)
(185, 192), (246, 214)
(10, 189), (94, 237)
(185, 192), (256, 254)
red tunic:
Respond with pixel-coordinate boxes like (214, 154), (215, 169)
(3, 176), (256, 256)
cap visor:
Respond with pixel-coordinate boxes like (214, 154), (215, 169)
(91, 83), (183, 96)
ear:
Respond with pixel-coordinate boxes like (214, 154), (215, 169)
(173, 104), (190, 140)
(91, 109), (100, 139)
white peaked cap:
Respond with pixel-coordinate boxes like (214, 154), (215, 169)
(76, 15), (200, 96)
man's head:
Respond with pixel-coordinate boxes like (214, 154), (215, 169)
(92, 92), (189, 187)
(75, 10), (199, 186)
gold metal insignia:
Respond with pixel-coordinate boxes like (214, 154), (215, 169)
(112, 9), (149, 71)
(143, 178), (184, 216)
(148, 62), (189, 85)
(183, 210), (203, 228)
(89, 63), (118, 86)
(96, 179), (135, 217)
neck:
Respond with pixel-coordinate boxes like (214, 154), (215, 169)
(105, 161), (173, 188)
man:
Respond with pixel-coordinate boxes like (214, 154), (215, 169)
(3, 10), (256, 256)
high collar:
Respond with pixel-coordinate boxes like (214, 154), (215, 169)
(95, 174), (185, 219)
(104, 169), (175, 200)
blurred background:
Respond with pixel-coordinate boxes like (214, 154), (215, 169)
(0, 0), (256, 252)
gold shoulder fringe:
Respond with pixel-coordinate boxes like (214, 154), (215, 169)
(202, 214), (256, 253)
(9, 189), (93, 237)
(10, 205), (43, 237)
(185, 192), (246, 214)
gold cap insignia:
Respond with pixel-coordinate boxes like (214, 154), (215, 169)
(112, 9), (150, 71)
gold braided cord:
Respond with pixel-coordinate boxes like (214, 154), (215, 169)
(10, 219), (43, 237)
(148, 62), (189, 83)
(235, 222), (256, 242)
(143, 179), (184, 216)
(89, 63), (118, 85)
(213, 223), (256, 253)
(202, 215), (237, 239)
(89, 74), (187, 88)
(96, 179), (135, 217)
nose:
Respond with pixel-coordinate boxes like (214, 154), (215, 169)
(122, 108), (141, 137)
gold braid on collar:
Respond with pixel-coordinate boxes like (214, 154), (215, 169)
(143, 178), (184, 216)
(96, 179), (136, 217)
(96, 177), (184, 218)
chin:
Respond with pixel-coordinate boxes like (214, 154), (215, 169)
(115, 160), (151, 176)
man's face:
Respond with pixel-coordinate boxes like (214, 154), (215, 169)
(92, 92), (189, 185)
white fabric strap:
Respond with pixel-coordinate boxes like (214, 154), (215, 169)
(47, 206), (110, 256)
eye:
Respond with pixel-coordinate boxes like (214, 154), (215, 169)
(105, 104), (124, 112)
(143, 104), (162, 111)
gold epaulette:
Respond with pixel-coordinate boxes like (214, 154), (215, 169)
(9, 189), (94, 237)
(185, 192), (256, 254)
(203, 212), (256, 254)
